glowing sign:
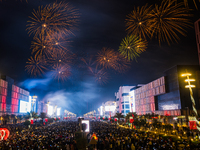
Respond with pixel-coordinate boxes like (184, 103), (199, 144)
(105, 106), (116, 112)
(0, 128), (10, 140)
(48, 105), (53, 116)
(19, 100), (31, 113)
(91, 133), (98, 140)
(57, 108), (61, 116)
(81, 120), (90, 132)
(161, 104), (179, 110)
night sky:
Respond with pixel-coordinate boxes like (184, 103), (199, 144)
(0, 0), (200, 116)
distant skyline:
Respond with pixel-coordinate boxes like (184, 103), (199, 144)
(0, 0), (200, 116)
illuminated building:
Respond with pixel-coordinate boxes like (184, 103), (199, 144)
(102, 101), (116, 117)
(135, 65), (200, 120)
(0, 75), (30, 115)
(115, 86), (135, 116)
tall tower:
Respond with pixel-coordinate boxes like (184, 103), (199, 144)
(194, 19), (200, 65)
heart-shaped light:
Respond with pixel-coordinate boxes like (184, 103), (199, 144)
(0, 128), (10, 140)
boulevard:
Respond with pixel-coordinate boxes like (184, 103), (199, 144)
(0, 119), (199, 149)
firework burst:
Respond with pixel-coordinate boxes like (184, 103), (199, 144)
(150, 0), (192, 45)
(80, 56), (96, 74)
(175, 0), (200, 9)
(51, 63), (71, 81)
(125, 4), (153, 40)
(94, 68), (108, 85)
(96, 47), (129, 72)
(46, 33), (72, 53)
(25, 55), (47, 77)
(26, 1), (80, 37)
(48, 50), (75, 67)
(119, 35), (147, 61)
(31, 35), (54, 59)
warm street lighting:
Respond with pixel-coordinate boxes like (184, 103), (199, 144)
(181, 73), (192, 77)
(185, 85), (196, 88)
(181, 70), (200, 132)
(185, 79), (195, 82)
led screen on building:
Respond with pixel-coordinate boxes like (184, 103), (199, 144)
(81, 120), (90, 132)
(19, 100), (31, 113)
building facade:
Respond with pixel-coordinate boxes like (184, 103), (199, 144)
(115, 86), (134, 116)
(0, 75), (30, 115)
(102, 101), (116, 117)
(134, 65), (200, 117)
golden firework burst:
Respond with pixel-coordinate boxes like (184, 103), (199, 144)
(175, 0), (200, 9)
(30, 35), (54, 59)
(45, 33), (72, 53)
(150, 0), (192, 45)
(26, 1), (80, 37)
(96, 47), (122, 71)
(48, 50), (75, 67)
(119, 35), (147, 61)
(51, 63), (71, 81)
(125, 4), (153, 40)
(25, 55), (47, 76)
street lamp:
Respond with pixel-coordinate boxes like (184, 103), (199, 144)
(181, 71), (200, 131)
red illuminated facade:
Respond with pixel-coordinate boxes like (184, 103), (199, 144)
(135, 76), (166, 115)
(0, 75), (30, 115)
(0, 79), (8, 113)
(11, 85), (29, 114)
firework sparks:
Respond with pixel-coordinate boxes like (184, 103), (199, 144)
(51, 63), (71, 81)
(48, 50), (75, 67)
(26, 1), (80, 37)
(175, 0), (200, 9)
(125, 4), (153, 40)
(80, 56), (96, 74)
(25, 55), (47, 77)
(150, 0), (192, 45)
(30, 35), (54, 59)
(94, 68), (108, 85)
(46, 33), (72, 53)
(80, 56), (108, 84)
(118, 35), (147, 61)
(96, 47), (121, 71)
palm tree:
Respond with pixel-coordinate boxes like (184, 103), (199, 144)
(125, 112), (137, 129)
(114, 113), (124, 124)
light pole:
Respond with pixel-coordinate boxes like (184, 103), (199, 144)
(181, 71), (200, 132)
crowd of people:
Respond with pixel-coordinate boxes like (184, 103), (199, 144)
(0, 120), (198, 149)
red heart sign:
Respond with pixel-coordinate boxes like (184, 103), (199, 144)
(0, 128), (10, 140)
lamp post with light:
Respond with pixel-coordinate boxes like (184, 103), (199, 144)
(181, 71), (200, 132)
